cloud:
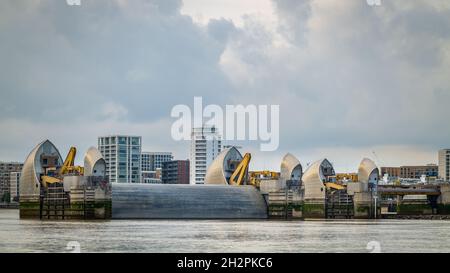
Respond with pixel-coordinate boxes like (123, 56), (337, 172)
(0, 0), (234, 124)
(100, 101), (128, 121)
(0, 0), (235, 163)
(181, 0), (276, 27)
(0, 116), (186, 166)
(219, 0), (450, 155)
(1, 0), (449, 172)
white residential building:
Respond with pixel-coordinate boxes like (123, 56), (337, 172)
(141, 152), (173, 171)
(9, 172), (21, 203)
(98, 135), (142, 183)
(141, 152), (172, 183)
(439, 149), (450, 181)
(190, 126), (222, 184)
(0, 162), (22, 201)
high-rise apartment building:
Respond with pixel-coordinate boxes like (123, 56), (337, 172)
(141, 152), (173, 171)
(98, 135), (142, 183)
(9, 172), (21, 203)
(439, 149), (450, 181)
(141, 152), (152, 172)
(190, 126), (222, 184)
(162, 160), (190, 184)
(0, 162), (23, 202)
(141, 152), (172, 183)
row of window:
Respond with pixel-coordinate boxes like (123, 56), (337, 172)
(99, 137), (141, 146)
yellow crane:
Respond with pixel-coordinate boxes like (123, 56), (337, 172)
(41, 147), (84, 187)
(229, 153), (251, 186)
(228, 153), (280, 188)
(249, 171), (279, 188)
(59, 147), (84, 176)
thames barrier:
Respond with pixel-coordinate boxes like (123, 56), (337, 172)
(18, 140), (450, 220)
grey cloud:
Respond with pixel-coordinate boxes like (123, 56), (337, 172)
(0, 0), (234, 124)
(1, 0), (449, 171)
(207, 18), (236, 44)
(272, 0), (312, 44)
(223, 0), (450, 155)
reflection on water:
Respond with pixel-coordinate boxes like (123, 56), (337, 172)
(1, 209), (450, 253)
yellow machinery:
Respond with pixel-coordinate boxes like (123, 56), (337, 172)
(325, 182), (346, 191)
(335, 173), (358, 183)
(41, 147), (84, 187)
(227, 153), (280, 188)
(249, 171), (280, 188)
(60, 147), (84, 176)
(229, 153), (251, 186)
(41, 174), (62, 187)
(227, 152), (346, 191)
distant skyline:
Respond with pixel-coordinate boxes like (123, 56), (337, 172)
(1, 0), (450, 172)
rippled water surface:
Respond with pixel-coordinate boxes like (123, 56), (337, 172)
(1, 209), (450, 253)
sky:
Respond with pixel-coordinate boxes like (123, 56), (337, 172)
(1, 0), (450, 172)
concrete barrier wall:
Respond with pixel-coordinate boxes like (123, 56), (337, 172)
(112, 184), (268, 219)
(259, 180), (285, 194)
(353, 192), (372, 219)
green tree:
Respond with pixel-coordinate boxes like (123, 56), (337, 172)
(1, 192), (11, 203)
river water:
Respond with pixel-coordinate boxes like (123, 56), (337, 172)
(1, 209), (450, 253)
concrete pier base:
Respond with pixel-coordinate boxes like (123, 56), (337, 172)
(438, 185), (450, 214)
(19, 201), (41, 219)
(303, 199), (325, 219)
(353, 192), (372, 219)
